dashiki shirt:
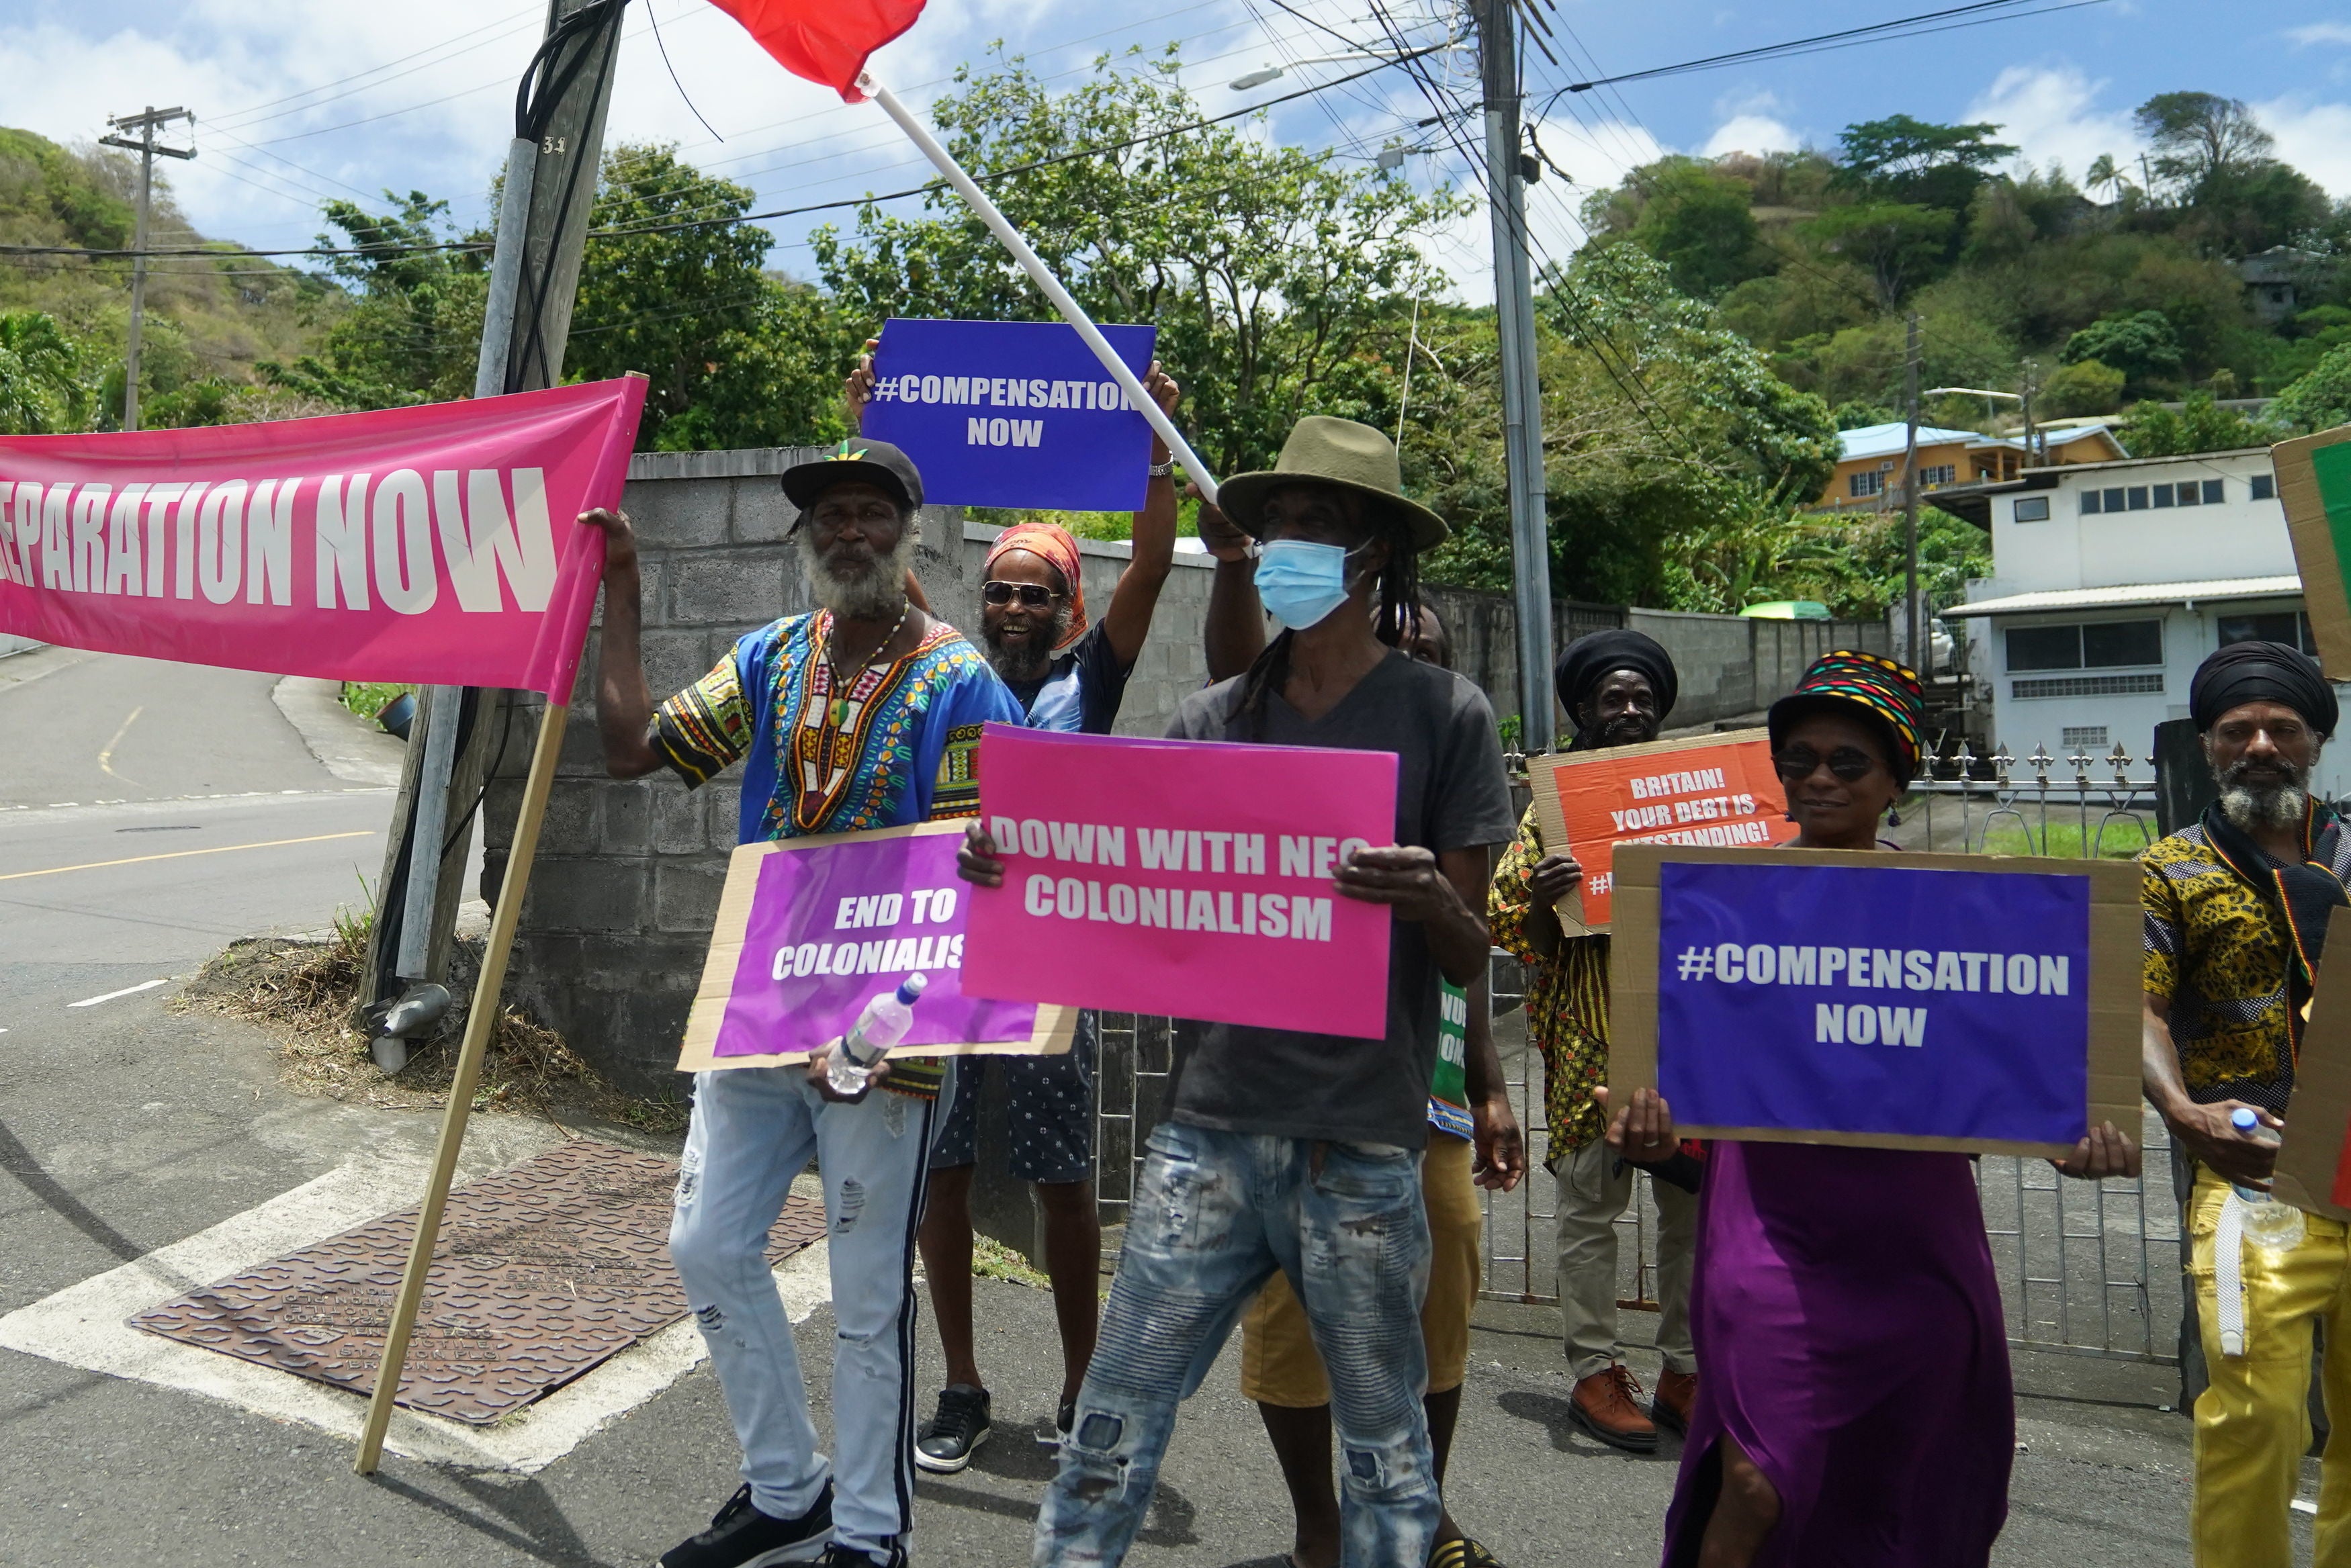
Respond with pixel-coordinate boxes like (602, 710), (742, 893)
(652, 610), (1024, 1097)
(1488, 803), (1611, 1156)
(2143, 800), (2351, 1117)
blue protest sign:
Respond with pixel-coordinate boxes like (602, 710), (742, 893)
(860, 318), (1157, 511)
(1647, 858), (2102, 1148)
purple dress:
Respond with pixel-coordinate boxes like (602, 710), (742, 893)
(1660, 1141), (2014, 1567)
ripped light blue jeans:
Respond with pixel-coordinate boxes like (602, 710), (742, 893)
(1032, 1120), (1436, 1567)
(670, 1062), (947, 1567)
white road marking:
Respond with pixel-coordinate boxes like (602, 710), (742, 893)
(1, 829), (374, 882)
(2295, 1498), (2319, 1516)
(0, 1162), (831, 1472)
(67, 978), (171, 1008)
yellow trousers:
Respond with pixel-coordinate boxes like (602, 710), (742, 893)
(2189, 1168), (2351, 1565)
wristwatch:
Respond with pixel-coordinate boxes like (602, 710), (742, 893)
(1147, 459), (1175, 477)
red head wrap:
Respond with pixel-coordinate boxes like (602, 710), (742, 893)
(985, 522), (1087, 649)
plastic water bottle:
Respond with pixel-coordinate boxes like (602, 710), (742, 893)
(2230, 1107), (2306, 1253)
(827, 973), (929, 1097)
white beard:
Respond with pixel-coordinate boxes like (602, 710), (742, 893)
(799, 522), (918, 620)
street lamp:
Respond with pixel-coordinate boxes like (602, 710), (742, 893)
(1229, 38), (1465, 93)
(1231, 67), (1284, 90)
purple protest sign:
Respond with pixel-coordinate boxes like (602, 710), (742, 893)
(677, 823), (1067, 1071)
(1653, 860), (2092, 1146)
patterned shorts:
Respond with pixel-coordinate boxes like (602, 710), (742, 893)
(928, 1013), (1097, 1183)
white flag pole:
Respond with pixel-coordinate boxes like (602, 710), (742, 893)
(859, 73), (1223, 506)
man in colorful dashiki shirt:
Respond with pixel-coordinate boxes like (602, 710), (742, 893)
(1488, 627), (1699, 1452)
(583, 437), (1021, 1568)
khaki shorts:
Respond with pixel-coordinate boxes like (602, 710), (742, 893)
(1240, 1133), (1481, 1404)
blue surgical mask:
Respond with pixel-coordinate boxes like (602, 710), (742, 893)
(1254, 539), (1362, 631)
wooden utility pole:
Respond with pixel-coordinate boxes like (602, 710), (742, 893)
(99, 106), (195, 432)
(365, 0), (628, 1014)
(1473, 0), (1554, 753)
(1902, 312), (1922, 672)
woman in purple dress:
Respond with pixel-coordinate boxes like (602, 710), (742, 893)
(1599, 651), (2139, 1567)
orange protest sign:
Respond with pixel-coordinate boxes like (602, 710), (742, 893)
(1527, 728), (1796, 933)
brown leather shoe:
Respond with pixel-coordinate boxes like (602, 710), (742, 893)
(1650, 1368), (1697, 1435)
(1568, 1365), (1659, 1452)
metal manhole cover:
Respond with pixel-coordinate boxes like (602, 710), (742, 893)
(132, 1138), (826, 1424)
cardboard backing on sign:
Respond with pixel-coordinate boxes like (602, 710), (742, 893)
(2272, 424), (2351, 680)
(2270, 907), (2351, 1220)
(1529, 727), (1787, 937)
(677, 821), (1075, 1072)
(1609, 842), (2141, 1158)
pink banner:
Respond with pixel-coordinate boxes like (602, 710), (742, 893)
(0, 377), (646, 697)
(961, 725), (1398, 1039)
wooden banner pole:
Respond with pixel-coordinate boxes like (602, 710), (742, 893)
(354, 698), (571, 1475)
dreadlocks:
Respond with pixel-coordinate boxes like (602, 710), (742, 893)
(1231, 509), (1421, 740)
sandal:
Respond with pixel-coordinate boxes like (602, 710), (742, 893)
(1429, 1538), (1505, 1568)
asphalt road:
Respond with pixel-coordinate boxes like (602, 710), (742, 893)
(0, 647), (2225, 1566)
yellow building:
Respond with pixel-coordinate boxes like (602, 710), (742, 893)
(1816, 421), (2127, 510)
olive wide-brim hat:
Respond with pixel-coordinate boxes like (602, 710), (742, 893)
(1216, 416), (1448, 552)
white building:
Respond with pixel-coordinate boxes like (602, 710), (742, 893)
(1945, 447), (2351, 791)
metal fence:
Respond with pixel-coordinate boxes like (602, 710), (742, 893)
(1089, 761), (2184, 1365)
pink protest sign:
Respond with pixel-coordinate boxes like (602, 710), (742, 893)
(961, 725), (1399, 1038)
(0, 377), (646, 698)
(678, 821), (1075, 1071)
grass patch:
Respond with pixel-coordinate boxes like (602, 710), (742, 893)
(340, 681), (413, 723)
(971, 1234), (1050, 1289)
(176, 909), (687, 1134)
(1979, 820), (2153, 860)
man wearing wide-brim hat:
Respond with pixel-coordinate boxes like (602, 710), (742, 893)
(964, 415), (1517, 1565)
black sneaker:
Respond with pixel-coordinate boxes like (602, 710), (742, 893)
(656, 1482), (831, 1568)
(1036, 1397), (1076, 1450)
(914, 1383), (992, 1473)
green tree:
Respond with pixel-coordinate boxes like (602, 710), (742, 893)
(1801, 202), (1955, 308)
(0, 310), (85, 432)
(1617, 157), (1769, 299)
(2062, 310), (2184, 393)
(2136, 93), (2274, 191)
(2274, 344), (2351, 432)
(261, 192), (484, 408)
(2123, 391), (2271, 455)
(813, 48), (1465, 480)
(1834, 115), (2016, 216)
(567, 144), (853, 450)
(2039, 358), (2124, 416)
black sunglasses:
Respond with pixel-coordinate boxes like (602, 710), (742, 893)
(982, 580), (1060, 608)
(1773, 745), (1880, 783)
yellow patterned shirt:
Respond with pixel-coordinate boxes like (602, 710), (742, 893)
(2140, 819), (2350, 1113)
(1489, 804), (1614, 1155)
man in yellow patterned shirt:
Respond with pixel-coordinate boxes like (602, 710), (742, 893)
(1489, 628), (1697, 1452)
(2143, 639), (2351, 1567)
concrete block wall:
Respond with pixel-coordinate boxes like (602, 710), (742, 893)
(482, 445), (1886, 1093)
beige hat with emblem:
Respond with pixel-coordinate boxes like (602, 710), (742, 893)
(1215, 416), (1448, 552)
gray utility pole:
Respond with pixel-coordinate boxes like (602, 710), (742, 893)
(1902, 312), (1922, 674)
(1474, 0), (1555, 756)
(2020, 360), (2040, 467)
(99, 105), (195, 433)
(364, 0), (628, 1040)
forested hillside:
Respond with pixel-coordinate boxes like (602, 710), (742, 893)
(5, 69), (2350, 620)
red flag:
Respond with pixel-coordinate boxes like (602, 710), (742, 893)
(703, 0), (924, 101)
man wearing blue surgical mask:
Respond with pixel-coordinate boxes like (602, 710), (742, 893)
(961, 415), (1515, 1567)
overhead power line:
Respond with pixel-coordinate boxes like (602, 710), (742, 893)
(1552, 0), (2109, 95)
(0, 42), (1454, 263)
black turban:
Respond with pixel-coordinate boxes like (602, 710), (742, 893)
(1555, 629), (1678, 750)
(2189, 640), (2338, 737)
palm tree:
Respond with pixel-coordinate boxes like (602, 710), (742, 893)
(2085, 153), (2129, 205)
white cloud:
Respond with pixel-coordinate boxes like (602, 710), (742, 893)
(1702, 113), (1799, 158)
(2255, 97), (2351, 198)
(1964, 64), (2141, 183)
(2287, 21), (2351, 46)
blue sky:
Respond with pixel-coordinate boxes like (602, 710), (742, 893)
(3, 0), (2346, 308)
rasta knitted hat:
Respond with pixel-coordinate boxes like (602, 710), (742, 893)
(1767, 649), (1927, 786)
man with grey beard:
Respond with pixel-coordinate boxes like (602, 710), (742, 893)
(581, 439), (1023, 1568)
(2141, 638), (2351, 1565)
